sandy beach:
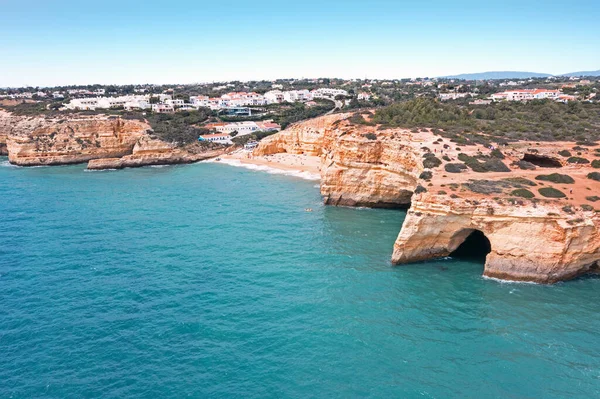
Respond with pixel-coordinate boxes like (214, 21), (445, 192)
(221, 150), (321, 176)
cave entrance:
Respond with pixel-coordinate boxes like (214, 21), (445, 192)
(522, 153), (562, 168)
(449, 229), (491, 263)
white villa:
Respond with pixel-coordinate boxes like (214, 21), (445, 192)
(490, 89), (561, 102)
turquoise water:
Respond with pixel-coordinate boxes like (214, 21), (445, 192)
(1, 157), (599, 398)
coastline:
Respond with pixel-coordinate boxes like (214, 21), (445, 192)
(217, 150), (321, 180)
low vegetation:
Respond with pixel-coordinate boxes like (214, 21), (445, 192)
(587, 172), (600, 181)
(422, 156), (442, 169)
(457, 153), (510, 172)
(372, 98), (600, 143)
(567, 156), (590, 164)
(511, 189), (535, 199)
(558, 150), (571, 157)
(538, 187), (566, 198)
(231, 131), (278, 146)
(419, 171), (433, 180)
(535, 173), (575, 184)
(444, 163), (467, 173)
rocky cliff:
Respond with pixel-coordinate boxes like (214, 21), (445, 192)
(254, 112), (600, 283)
(0, 110), (226, 167)
(393, 193), (600, 284)
(255, 113), (351, 156)
(2, 111), (148, 166)
(87, 137), (227, 170)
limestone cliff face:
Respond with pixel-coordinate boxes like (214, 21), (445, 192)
(392, 193), (600, 284)
(2, 111), (148, 166)
(255, 113), (351, 156)
(0, 133), (7, 155)
(87, 138), (227, 170)
(320, 125), (421, 208)
(255, 114), (421, 208)
(254, 113), (600, 283)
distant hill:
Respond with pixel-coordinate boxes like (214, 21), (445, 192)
(440, 71), (551, 80)
(440, 70), (600, 80)
(560, 70), (600, 77)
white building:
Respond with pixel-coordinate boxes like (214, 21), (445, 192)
(264, 90), (285, 104)
(312, 88), (349, 99)
(283, 89), (313, 103)
(439, 92), (470, 101)
(357, 92), (371, 101)
(151, 104), (174, 113)
(199, 133), (233, 145)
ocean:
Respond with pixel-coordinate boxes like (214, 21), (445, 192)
(1, 157), (599, 398)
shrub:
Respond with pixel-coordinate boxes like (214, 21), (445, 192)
(558, 150), (571, 157)
(592, 160), (600, 168)
(444, 163), (467, 173)
(588, 172), (600, 181)
(414, 185), (427, 194)
(511, 189), (535, 198)
(363, 133), (377, 140)
(419, 171), (433, 180)
(586, 196), (600, 202)
(567, 156), (590, 164)
(516, 160), (537, 170)
(581, 204), (594, 211)
(538, 187), (566, 198)
(535, 173), (575, 184)
(423, 156), (442, 169)
(502, 177), (537, 187)
(458, 154), (510, 172)
(491, 149), (505, 159)
(562, 205), (575, 214)
(437, 190), (447, 195)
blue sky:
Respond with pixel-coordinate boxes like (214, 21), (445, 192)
(1, 0), (599, 87)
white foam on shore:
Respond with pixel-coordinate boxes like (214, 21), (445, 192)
(482, 275), (540, 285)
(0, 160), (49, 169)
(208, 158), (320, 181)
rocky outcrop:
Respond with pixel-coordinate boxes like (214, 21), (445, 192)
(0, 110), (227, 168)
(320, 125), (421, 208)
(0, 133), (7, 155)
(392, 193), (600, 283)
(2, 111), (148, 166)
(254, 113), (600, 283)
(255, 113), (421, 208)
(87, 137), (227, 170)
(255, 113), (351, 156)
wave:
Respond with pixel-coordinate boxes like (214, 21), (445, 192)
(208, 159), (320, 181)
(482, 275), (540, 285)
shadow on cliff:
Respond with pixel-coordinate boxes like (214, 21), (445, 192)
(449, 230), (491, 264)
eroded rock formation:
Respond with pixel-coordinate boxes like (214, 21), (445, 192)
(254, 112), (600, 283)
(88, 137), (227, 170)
(2, 111), (148, 166)
(0, 110), (227, 168)
(393, 193), (600, 283)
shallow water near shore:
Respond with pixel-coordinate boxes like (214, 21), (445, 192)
(1, 157), (599, 398)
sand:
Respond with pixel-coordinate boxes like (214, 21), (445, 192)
(221, 150), (321, 175)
